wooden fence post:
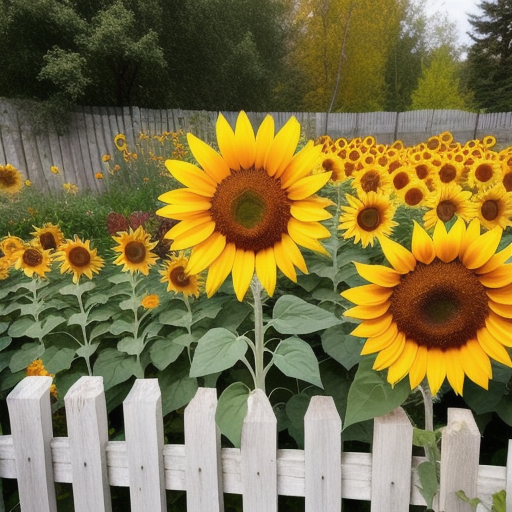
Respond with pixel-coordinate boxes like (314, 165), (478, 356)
(6, 376), (57, 512)
(506, 439), (512, 512)
(184, 387), (224, 512)
(439, 408), (480, 512)
(241, 389), (277, 512)
(304, 395), (342, 512)
(123, 379), (166, 512)
(64, 376), (111, 512)
(371, 407), (413, 512)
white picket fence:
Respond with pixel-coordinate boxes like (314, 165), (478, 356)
(1, 376), (511, 512)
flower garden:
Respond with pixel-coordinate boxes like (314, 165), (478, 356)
(1, 112), (512, 511)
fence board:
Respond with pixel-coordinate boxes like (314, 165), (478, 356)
(507, 439), (512, 511)
(184, 387), (224, 512)
(64, 376), (111, 512)
(0, 100), (25, 172)
(123, 378), (167, 512)
(439, 408), (481, 512)
(241, 389), (277, 512)
(6, 376), (57, 512)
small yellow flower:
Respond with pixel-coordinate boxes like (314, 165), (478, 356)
(159, 252), (203, 297)
(95, 172), (104, 180)
(51, 166), (60, 174)
(112, 226), (158, 275)
(114, 133), (127, 152)
(0, 164), (24, 195)
(141, 294), (160, 309)
(63, 182), (78, 194)
(26, 359), (57, 398)
(102, 154), (111, 162)
(143, 177), (150, 183)
(0, 256), (10, 280)
(25, 179), (32, 187)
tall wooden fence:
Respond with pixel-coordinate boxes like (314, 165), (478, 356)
(1, 376), (511, 511)
(1, 99), (512, 195)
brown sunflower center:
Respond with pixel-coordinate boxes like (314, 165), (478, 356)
(475, 163), (493, 183)
(170, 265), (190, 287)
(124, 241), (147, 264)
(210, 167), (290, 252)
(415, 164), (429, 180)
(23, 248), (43, 267)
(503, 172), (512, 192)
(436, 200), (457, 222)
(40, 232), (57, 251)
(357, 207), (381, 231)
(439, 164), (457, 183)
(69, 247), (91, 268)
(388, 259), (489, 350)
(360, 170), (380, 193)
(392, 172), (409, 190)
(404, 188), (424, 206)
(481, 199), (499, 221)
(0, 169), (16, 187)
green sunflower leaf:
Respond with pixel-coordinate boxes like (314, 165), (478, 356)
(149, 338), (184, 371)
(215, 382), (251, 448)
(9, 342), (45, 373)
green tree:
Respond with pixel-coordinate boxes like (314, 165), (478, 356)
(466, 0), (512, 112)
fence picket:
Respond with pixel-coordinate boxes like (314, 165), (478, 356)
(123, 378), (166, 512)
(371, 407), (413, 512)
(64, 376), (111, 512)
(439, 408), (481, 512)
(184, 387), (224, 512)
(304, 395), (342, 512)
(241, 389), (278, 512)
(6, 376), (57, 512)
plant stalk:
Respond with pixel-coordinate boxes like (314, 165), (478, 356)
(251, 277), (266, 393)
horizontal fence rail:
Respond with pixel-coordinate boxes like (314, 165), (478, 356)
(1, 100), (512, 194)
(0, 376), (511, 511)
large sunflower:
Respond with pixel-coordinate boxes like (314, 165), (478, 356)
(30, 223), (65, 251)
(112, 226), (158, 275)
(341, 219), (512, 396)
(54, 236), (105, 283)
(159, 252), (202, 297)
(0, 164), (24, 195)
(0, 235), (25, 263)
(157, 111), (332, 301)
(12, 246), (52, 278)
(472, 183), (512, 231)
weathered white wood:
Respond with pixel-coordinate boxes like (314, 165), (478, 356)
(184, 387), (224, 512)
(6, 376), (57, 512)
(64, 376), (111, 512)
(371, 407), (413, 512)
(507, 439), (512, 512)
(304, 396), (342, 512)
(123, 379), (166, 512)
(439, 408), (480, 512)
(241, 389), (277, 512)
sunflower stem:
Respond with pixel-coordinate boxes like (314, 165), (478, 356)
(330, 184), (342, 291)
(250, 277), (266, 393)
(419, 379), (434, 432)
(75, 280), (93, 376)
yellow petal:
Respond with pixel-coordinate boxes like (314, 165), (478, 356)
(459, 217), (480, 257)
(290, 197), (333, 222)
(341, 284), (393, 306)
(234, 111), (256, 170)
(274, 238), (297, 282)
(444, 348), (465, 396)
(353, 261), (401, 287)
(350, 313), (393, 338)
(170, 221), (216, 250)
(459, 339), (490, 389)
(158, 188), (212, 205)
(186, 231), (226, 275)
(205, 242), (236, 297)
(165, 160), (217, 196)
(164, 213), (213, 240)
(411, 221), (435, 264)
(408, 345), (428, 389)
(426, 348), (447, 396)
(372, 331), (406, 371)
(344, 302), (391, 320)
(378, 235), (416, 274)
(255, 247), (277, 297)
(387, 340), (418, 386)
(255, 115), (274, 170)
(488, 299), (512, 319)
(476, 327), (512, 367)
(232, 249), (255, 301)
(287, 218), (330, 256)
(486, 283), (512, 304)
(433, 218), (463, 263)
(265, 116), (301, 177)
(461, 226), (502, 269)
(187, 132), (231, 182)
(286, 172), (332, 200)
(156, 202), (211, 218)
(476, 242), (512, 274)
(360, 321), (398, 355)
(485, 312), (512, 347)
(478, 264), (512, 288)
(280, 142), (324, 188)
(216, 113), (240, 171)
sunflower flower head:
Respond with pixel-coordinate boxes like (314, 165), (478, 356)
(30, 223), (65, 251)
(141, 294), (160, 309)
(54, 236), (105, 283)
(13, 246), (52, 278)
(0, 164), (24, 195)
(156, 111), (333, 301)
(342, 219), (512, 397)
(0, 256), (10, 280)
(159, 252), (202, 297)
(0, 235), (26, 263)
(112, 225), (158, 275)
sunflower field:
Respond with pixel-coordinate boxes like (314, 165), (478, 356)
(1, 112), (512, 511)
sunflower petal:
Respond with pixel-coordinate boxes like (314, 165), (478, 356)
(461, 226), (502, 269)
(255, 247), (277, 297)
(156, 201), (211, 218)
(478, 264), (512, 288)
(477, 243), (512, 274)
(459, 339), (490, 389)
(232, 249), (255, 301)
(426, 348), (447, 396)
(164, 213), (213, 240)
(287, 219), (330, 256)
(411, 221), (435, 264)
(216, 113), (240, 171)
(255, 115), (275, 170)
(171, 221), (216, 251)
(274, 238), (297, 282)
(353, 262), (402, 287)
(290, 197), (333, 222)
(344, 302), (390, 320)
(280, 142), (324, 188)
(408, 345), (428, 389)
(433, 218), (463, 263)
(378, 235), (416, 274)
(286, 172), (332, 200)
(486, 283), (512, 305)
(477, 327), (512, 367)
(360, 322), (398, 355)
(444, 348), (465, 396)
(187, 132), (231, 182)
(186, 232), (226, 275)
(488, 299), (512, 319)
(485, 312), (512, 347)
(205, 242), (237, 297)
(158, 188), (212, 205)
(350, 313), (393, 338)
(234, 111), (256, 170)
(372, 331), (406, 371)
(387, 340), (418, 387)
(265, 116), (301, 177)
(459, 217), (480, 257)
(165, 160), (217, 196)
(341, 284), (393, 306)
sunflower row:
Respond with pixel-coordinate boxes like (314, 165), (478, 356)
(0, 224), (202, 297)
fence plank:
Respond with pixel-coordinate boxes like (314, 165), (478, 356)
(241, 389), (277, 512)
(123, 378), (166, 512)
(439, 408), (481, 512)
(371, 407), (413, 512)
(184, 387), (224, 512)
(304, 395), (342, 512)
(6, 376), (57, 512)
(64, 376), (111, 512)
(506, 439), (512, 511)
